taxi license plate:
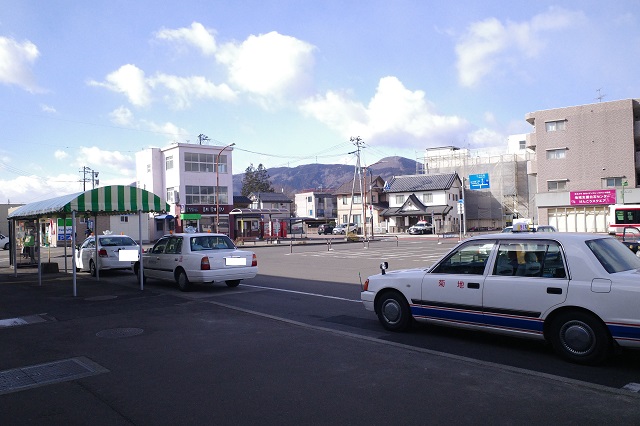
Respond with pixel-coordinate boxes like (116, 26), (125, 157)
(225, 257), (246, 266)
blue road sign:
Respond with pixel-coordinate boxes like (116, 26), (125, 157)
(469, 173), (490, 190)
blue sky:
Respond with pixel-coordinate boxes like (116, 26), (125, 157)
(1, 1), (639, 203)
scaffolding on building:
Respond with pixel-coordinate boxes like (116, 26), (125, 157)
(416, 148), (533, 229)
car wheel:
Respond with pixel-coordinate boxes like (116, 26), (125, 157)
(225, 280), (240, 287)
(89, 260), (97, 277)
(3, 243), (8, 250)
(176, 269), (192, 292)
(548, 311), (611, 365)
(375, 291), (411, 332)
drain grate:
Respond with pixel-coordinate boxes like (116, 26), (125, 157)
(96, 327), (144, 338)
(0, 357), (109, 395)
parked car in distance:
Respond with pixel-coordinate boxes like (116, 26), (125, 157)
(76, 234), (139, 276)
(332, 223), (357, 235)
(361, 232), (640, 365)
(617, 226), (640, 256)
(134, 232), (257, 291)
(317, 224), (334, 235)
(408, 222), (433, 235)
(0, 233), (9, 250)
(534, 225), (558, 232)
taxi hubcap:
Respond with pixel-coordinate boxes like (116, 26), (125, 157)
(382, 300), (401, 323)
(561, 321), (594, 354)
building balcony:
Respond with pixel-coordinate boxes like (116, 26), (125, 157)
(526, 133), (536, 150)
(527, 159), (538, 175)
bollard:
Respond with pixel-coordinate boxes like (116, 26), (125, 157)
(290, 239), (293, 254)
(327, 239), (332, 251)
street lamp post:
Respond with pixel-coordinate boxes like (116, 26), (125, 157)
(216, 142), (235, 233)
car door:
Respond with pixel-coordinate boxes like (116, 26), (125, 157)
(144, 237), (169, 279)
(482, 240), (569, 335)
(77, 238), (95, 271)
(418, 240), (495, 326)
(157, 236), (183, 281)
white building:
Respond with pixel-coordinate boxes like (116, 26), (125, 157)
(294, 191), (336, 220)
(136, 142), (235, 241)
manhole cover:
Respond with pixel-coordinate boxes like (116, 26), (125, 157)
(85, 295), (118, 301)
(96, 328), (144, 338)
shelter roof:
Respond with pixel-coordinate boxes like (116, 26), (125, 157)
(8, 185), (169, 219)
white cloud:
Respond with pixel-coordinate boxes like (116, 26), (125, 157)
(155, 22), (217, 56)
(216, 31), (315, 101)
(150, 74), (237, 109)
(140, 120), (190, 143)
(73, 147), (135, 178)
(466, 127), (505, 149)
(0, 36), (42, 93)
(88, 64), (152, 106)
(0, 174), (83, 204)
(40, 104), (56, 113)
(54, 150), (68, 160)
(109, 106), (135, 126)
(301, 76), (469, 149)
(455, 7), (586, 87)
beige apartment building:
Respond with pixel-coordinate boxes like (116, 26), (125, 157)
(525, 98), (640, 232)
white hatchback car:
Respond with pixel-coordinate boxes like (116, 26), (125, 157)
(76, 235), (139, 276)
(361, 232), (640, 365)
(133, 233), (257, 291)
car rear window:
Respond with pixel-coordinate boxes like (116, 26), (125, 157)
(99, 236), (137, 247)
(190, 236), (236, 251)
(585, 238), (640, 273)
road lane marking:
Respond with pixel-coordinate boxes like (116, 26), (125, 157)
(240, 283), (361, 303)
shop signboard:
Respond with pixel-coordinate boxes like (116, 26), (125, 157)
(570, 189), (616, 205)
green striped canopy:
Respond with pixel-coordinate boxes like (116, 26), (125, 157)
(8, 185), (170, 219)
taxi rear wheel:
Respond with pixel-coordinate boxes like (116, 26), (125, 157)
(89, 260), (97, 277)
(376, 291), (411, 332)
(225, 280), (240, 287)
(176, 270), (192, 292)
(549, 311), (611, 365)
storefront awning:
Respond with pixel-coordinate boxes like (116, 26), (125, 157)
(154, 214), (175, 220)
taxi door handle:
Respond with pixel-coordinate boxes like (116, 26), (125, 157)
(547, 287), (562, 295)
(468, 282), (480, 289)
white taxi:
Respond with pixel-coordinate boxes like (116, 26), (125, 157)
(361, 232), (640, 365)
(133, 233), (257, 291)
(76, 234), (139, 276)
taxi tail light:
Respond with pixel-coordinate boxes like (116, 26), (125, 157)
(251, 254), (257, 267)
(363, 279), (369, 291)
(200, 256), (211, 270)
(98, 248), (108, 258)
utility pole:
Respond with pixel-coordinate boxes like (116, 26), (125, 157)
(348, 136), (365, 237)
(79, 167), (99, 191)
(198, 134), (210, 145)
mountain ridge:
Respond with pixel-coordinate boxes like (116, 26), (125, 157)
(233, 156), (419, 196)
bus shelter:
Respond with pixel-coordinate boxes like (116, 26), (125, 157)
(7, 185), (169, 296)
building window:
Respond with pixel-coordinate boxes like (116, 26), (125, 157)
(342, 195), (348, 205)
(146, 164), (151, 173)
(545, 120), (567, 132)
(602, 177), (624, 188)
(184, 152), (215, 172)
(166, 187), (175, 203)
(353, 214), (361, 224)
(519, 140), (526, 150)
(185, 185), (228, 204)
(422, 193), (433, 203)
(395, 195), (405, 204)
(165, 156), (173, 170)
(307, 196), (312, 202)
(547, 180), (567, 191)
(342, 214), (348, 223)
(120, 215), (129, 223)
(352, 194), (362, 204)
(546, 148), (567, 160)
(216, 155), (228, 173)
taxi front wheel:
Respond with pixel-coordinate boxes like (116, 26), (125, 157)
(376, 291), (411, 332)
(548, 311), (611, 365)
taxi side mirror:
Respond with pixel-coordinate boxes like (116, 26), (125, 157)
(380, 261), (389, 275)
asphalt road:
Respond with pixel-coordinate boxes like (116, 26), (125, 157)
(1, 236), (640, 424)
